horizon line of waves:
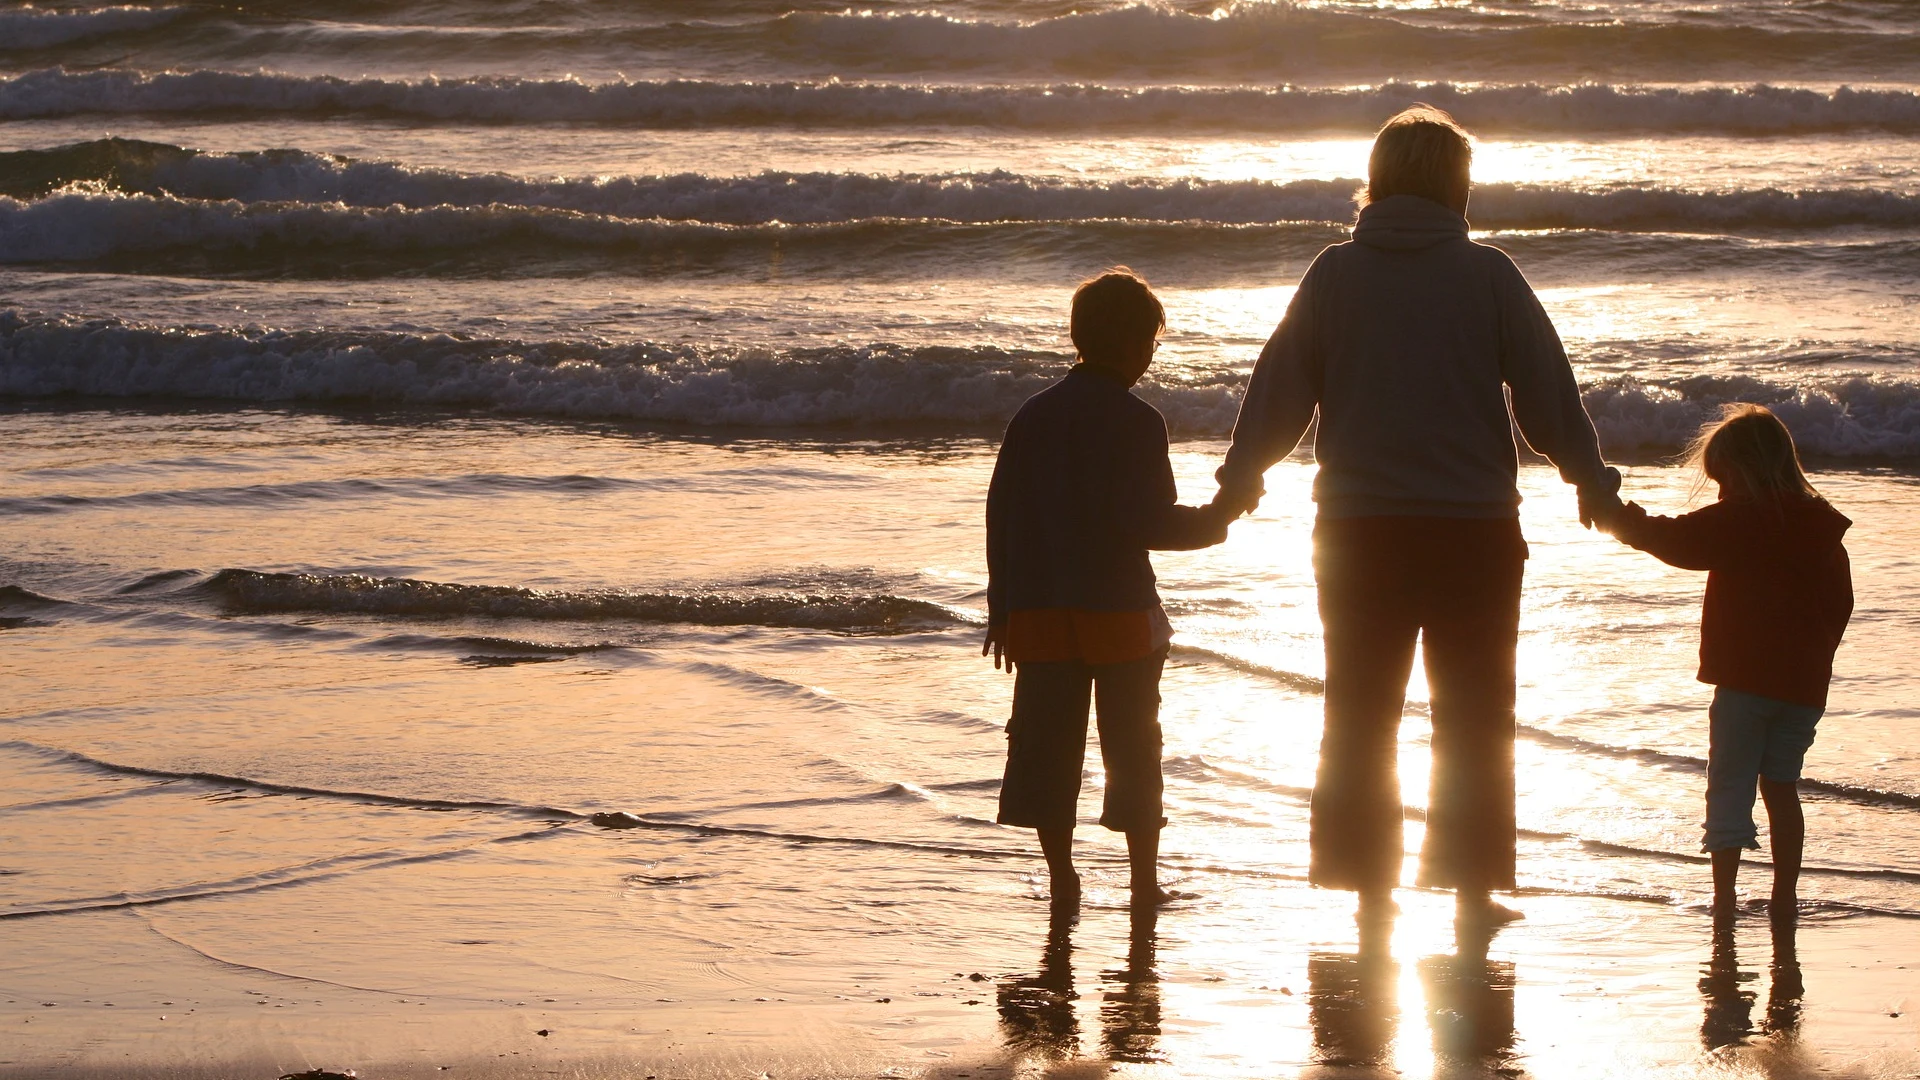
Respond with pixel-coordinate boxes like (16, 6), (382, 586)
(0, 738), (585, 820)
(6, 314), (1919, 456)
(10, 156), (1920, 234)
(0, 824), (568, 921)
(9, 72), (1920, 134)
(189, 568), (969, 633)
(0, 471), (757, 516)
(0, 6), (189, 52)
(1165, 755), (1920, 887)
(0, 584), (74, 610)
(583, 809), (1084, 864)
(1167, 645), (1920, 813)
(5, 5), (1916, 82)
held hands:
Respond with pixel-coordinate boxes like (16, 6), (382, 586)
(1577, 466), (1625, 531)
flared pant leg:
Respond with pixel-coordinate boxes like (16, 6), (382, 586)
(1415, 531), (1523, 891)
(1311, 521), (1421, 892)
(1311, 516), (1526, 894)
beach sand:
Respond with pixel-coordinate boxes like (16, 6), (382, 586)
(8, 862), (1920, 1079)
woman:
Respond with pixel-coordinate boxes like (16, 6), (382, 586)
(1214, 106), (1620, 930)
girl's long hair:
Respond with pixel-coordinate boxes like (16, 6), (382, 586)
(1685, 403), (1820, 503)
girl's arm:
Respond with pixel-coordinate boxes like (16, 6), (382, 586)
(1608, 501), (1733, 572)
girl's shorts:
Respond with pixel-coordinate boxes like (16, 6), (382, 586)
(1703, 686), (1823, 852)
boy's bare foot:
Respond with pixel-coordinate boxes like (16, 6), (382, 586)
(1050, 871), (1082, 904)
(1768, 891), (1798, 918)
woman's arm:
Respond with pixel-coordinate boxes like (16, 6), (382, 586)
(1214, 252), (1330, 508)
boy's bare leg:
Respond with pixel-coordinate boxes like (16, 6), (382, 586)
(1711, 848), (1742, 916)
(1038, 826), (1080, 902)
(1127, 827), (1175, 906)
(1760, 778), (1804, 914)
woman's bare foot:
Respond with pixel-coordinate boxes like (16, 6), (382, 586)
(1357, 888), (1399, 925)
(1456, 890), (1524, 926)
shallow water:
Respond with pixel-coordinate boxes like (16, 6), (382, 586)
(3, 0), (1919, 1075)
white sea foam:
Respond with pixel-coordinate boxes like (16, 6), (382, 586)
(5, 70), (1918, 133)
(0, 5), (186, 50)
(4, 313), (1916, 456)
(3, 177), (1915, 266)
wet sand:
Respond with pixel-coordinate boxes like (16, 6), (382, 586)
(7, 870), (1919, 1080)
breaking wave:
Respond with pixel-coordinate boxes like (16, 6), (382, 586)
(0, 6), (188, 51)
(6, 71), (1920, 134)
(4, 313), (1918, 455)
(7, 146), (1920, 238)
(194, 568), (969, 632)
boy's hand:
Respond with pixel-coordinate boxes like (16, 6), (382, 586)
(982, 623), (1015, 674)
(1198, 499), (1235, 546)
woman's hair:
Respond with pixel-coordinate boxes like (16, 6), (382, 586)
(1685, 403), (1820, 502)
(1361, 104), (1474, 210)
(1070, 266), (1165, 366)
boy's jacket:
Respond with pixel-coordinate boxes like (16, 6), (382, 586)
(987, 364), (1219, 627)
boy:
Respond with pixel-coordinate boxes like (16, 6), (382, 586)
(983, 267), (1239, 907)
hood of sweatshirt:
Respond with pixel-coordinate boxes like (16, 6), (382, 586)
(1784, 496), (1853, 549)
(1727, 495), (1853, 551)
(1351, 194), (1470, 252)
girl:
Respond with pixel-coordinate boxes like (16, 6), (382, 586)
(1603, 404), (1853, 918)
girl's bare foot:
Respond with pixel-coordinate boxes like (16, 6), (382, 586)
(1132, 884), (1179, 907)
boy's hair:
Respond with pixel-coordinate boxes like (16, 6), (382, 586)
(1686, 403), (1820, 502)
(1361, 104), (1474, 210)
(1070, 267), (1165, 367)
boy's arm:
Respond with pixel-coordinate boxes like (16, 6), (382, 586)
(985, 435), (1012, 630)
(1130, 413), (1231, 551)
(1608, 501), (1732, 572)
(1214, 254), (1327, 509)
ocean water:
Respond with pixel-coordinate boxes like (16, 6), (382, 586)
(3, 1), (1920, 1076)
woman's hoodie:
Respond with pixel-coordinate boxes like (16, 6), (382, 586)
(1218, 193), (1614, 518)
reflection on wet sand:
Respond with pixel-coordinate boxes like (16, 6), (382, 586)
(996, 903), (1081, 1061)
(1420, 922), (1518, 1072)
(996, 902), (1164, 1067)
(1100, 906), (1164, 1063)
(1307, 915), (1519, 1075)
(1698, 913), (1809, 1075)
(1307, 949), (1401, 1068)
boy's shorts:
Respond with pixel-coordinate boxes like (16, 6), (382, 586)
(996, 649), (1167, 833)
(1703, 686), (1823, 852)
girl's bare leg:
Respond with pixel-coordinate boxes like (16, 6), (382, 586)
(1760, 778), (1804, 913)
(1711, 848), (1741, 916)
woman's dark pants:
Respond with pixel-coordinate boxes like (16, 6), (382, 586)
(1311, 516), (1526, 893)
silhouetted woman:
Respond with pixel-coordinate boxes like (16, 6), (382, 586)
(1214, 105), (1620, 929)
